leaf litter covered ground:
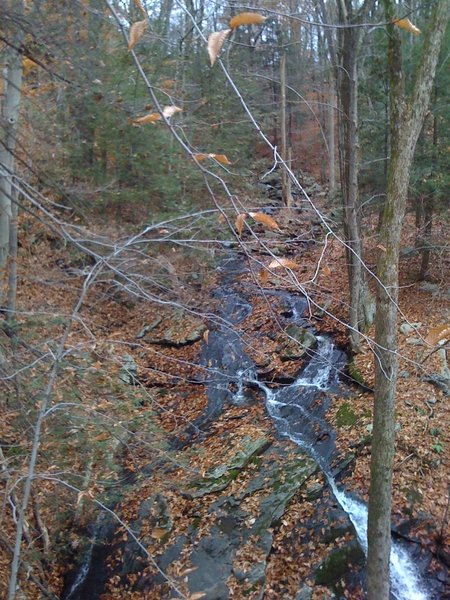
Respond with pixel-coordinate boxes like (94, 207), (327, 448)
(0, 198), (449, 599)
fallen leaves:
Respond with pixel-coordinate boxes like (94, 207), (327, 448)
(425, 324), (450, 346)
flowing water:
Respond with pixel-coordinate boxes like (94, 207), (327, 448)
(63, 257), (436, 599)
(230, 292), (431, 600)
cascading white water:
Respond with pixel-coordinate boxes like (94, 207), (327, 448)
(244, 334), (430, 600)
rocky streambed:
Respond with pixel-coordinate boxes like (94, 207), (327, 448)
(62, 253), (446, 600)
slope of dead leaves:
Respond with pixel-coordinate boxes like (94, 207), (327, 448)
(0, 198), (448, 599)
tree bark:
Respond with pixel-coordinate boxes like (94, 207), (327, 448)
(0, 0), (23, 286)
(280, 51), (293, 207)
(367, 1), (449, 598)
(328, 78), (336, 194)
(319, 0), (375, 352)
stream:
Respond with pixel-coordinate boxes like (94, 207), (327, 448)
(62, 254), (440, 599)
(210, 256), (431, 600)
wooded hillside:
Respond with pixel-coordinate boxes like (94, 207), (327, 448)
(0, 2), (448, 599)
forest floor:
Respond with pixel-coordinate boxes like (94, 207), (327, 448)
(0, 188), (449, 600)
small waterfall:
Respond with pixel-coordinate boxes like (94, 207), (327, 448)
(63, 537), (95, 600)
(328, 481), (429, 600)
(242, 333), (430, 600)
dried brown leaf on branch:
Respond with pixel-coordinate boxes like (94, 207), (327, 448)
(235, 213), (247, 236)
(260, 258), (300, 284)
(392, 18), (421, 35)
(162, 105), (182, 118)
(134, 0), (147, 18)
(207, 29), (231, 66)
(130, 112), (161, 125)
(130, 106), (181, 125)
(425, 324), (450, 346)
(248, 212), (280, 231)
(128, 20), (147, 51)
(229, 12), (267, 29)
(268, 258), (300, 270)
(194, 153), (232, 165)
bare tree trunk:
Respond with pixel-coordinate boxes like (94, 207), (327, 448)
(328, 78), (336, 194)
(418, 93), (438, 280)
(0, 0), (23, 288)
(319, 0), (375, 352)
(367, 1), (448, 598)
(418, 195), (433, 280)
(336, 17), (367, 351)
(280, 51), (293, 208)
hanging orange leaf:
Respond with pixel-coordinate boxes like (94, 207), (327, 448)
(392, 18), (421, 35)
(323, 264), (331, 276)
(213, 154), (232, 165)
(162, 105), (182, 118)
(425, 324), (450, 346)
(268, 258), (300, 270)
(130, 112), (161, 125)
(128, 19), (147, 51)
(130, 106), (181, 126)
(248, 212), (280, 231)
(229, 12), (267, 29)
(194, 153), (232, 165)
(235, 213), (247, 236)
(208, 29), (231, 66)
(134, 0), (147, 18)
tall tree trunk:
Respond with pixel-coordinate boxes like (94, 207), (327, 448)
(319, 0), (375, 352)
(0, 0), (23, 288)
(336, 13), (367, 351)
(367, 2), (448, 598)
(280, 51), (293, 207)
(418, 91), (438, 280)
(328, 78), (336, 194)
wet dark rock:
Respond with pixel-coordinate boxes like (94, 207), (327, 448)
(295, 585), (313, 600)
(185, 445), (317, 599)
(136, 317), (163, 339)
(118, 353), (137, 385)
(277, 324), (317, 361)
(315, 541), (365, 586)
(184, 436), (271, 498)
(421, 373), (450, 395)
(147, 321), (206, 347)
(121, 493), (172, 577)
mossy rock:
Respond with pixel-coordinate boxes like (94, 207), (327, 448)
(278, 325), (318, 361)
(185, 436), (271, 497)
(335, 402), (358, 428)
(315, 541), (365, 585)
(347, 360), (368, 387)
